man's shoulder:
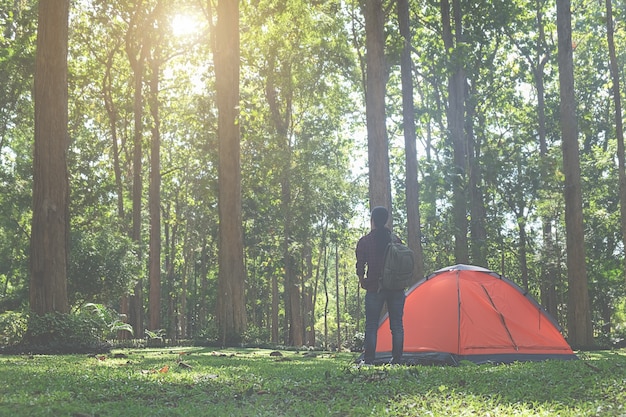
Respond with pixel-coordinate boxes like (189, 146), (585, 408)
(357, 232), (375, 247)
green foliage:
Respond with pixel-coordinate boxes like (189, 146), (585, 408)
(18, 303), (133, 353)
(0, 310), (27, 346)
(81, 303), (133, 339)
(68, 228), (140, 307)
(20, 310), (113, 354)
(0, 348), (625, 416)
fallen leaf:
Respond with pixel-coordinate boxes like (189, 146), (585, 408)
(159, 365), (169, 373)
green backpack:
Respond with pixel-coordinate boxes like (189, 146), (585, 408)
(380, 241), (414, 290)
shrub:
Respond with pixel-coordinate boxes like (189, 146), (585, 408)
(0, 311), (28, 346)
(19, 310), (111, 354)
(81, 303), (133, 340)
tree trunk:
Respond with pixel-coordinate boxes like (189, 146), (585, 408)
(125, 6), (148, 339)
(148, 51), (162, 331)
(214, 0), (246, 345)
(104, 49), (131, 335)
(397, 0), (424, 281)
(30, 0), (70, 315)
(303, 239), (315, 346)
(556, 0), (594, 347)
(517, 215), (530, 292)
(283, 171), (304, 346)
(264, 37), (303, 346)
(441, 0), (469, 263)
(323, 243), (329, 349)
(271, 273), (279, 344)
(521, 1), (559, 318)
(334, 243), (341, 350)
(605, 0), (626, 284)
(365, 0), (392, 212)
(467, 101), (487, 267)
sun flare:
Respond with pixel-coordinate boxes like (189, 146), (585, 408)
(170, 13), (201, 37)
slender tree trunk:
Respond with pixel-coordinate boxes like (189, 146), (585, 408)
(180, 250), (189, 338)
(283, 169), (304, 346)
(605, 0), (626, 284)
(335, 243), (341, 350)
(148, 51), (162, 331)
(198, 240), (210, 333)
(214, 0), (246, 345)
(264, 41), (303, 345)
(323, 243), (329, 349)
(441, 0), (469, 263)
(125, 6), (148, 339)
(522, 0), (559, 318)
(101, 43), (125, 222)
(556, 0), (594, 347)
(310, 221), (326, 345)
(397, 0), (424, 281)
(468, 102), (487, 267)
(271, 273), (279, 344)
(365, 0), (392, 212)
(105, 53), (131, 334)
(30, 0), (70, 316)
(518, 216), (530, 292)
(303, 239), (315, 346)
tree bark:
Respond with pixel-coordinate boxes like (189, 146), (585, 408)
(148, 49), (161, 331)
(605, 0), (626, 285)
(441, 0), (469, 263)
(30, 0), (70, 315)
(125, 4), (148, 339)
(214, 0), (246, 345)
(556, 0), (594, 347)
(533, 1), (559, 319)
(365, 0), (392, 212)
(334, 244), (341, 349)
(397, 0), (424, 281)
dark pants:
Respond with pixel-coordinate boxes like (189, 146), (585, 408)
(363, 289), (405, 364)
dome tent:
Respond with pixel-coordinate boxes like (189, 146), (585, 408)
(365, 264), (577, 365)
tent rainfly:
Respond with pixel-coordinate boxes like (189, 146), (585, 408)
(364, 264), (577, 365)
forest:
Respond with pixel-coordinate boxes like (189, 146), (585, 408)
(0, 0), (625, 352)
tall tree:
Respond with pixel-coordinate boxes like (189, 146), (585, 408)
(147, 15), (162, 332)
(264, 42), (302, 346)
(555, 0), (593, 347)
(604, 0), (626, 284)
(30, 0), (70, 315)
(505, 0), (559, 316)
(214, 0), (247, 344)
(397, 0), (424, 280)
(125, 3), (149, 338)
(441, 0), (469, 263)
(365, 0), (392, 211)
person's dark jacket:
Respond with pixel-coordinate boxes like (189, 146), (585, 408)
(355, 228), (401, 292)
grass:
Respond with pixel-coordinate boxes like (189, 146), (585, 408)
(0, 348), (625, 417)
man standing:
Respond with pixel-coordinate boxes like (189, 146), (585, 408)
(356, 206), (405, 364)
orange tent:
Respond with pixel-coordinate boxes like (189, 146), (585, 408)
(370, 264), (577, 365)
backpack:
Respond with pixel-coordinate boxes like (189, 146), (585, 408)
(380, 240), (414, 290)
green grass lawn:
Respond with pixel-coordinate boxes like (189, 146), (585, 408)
(0, 347), (624, 417)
